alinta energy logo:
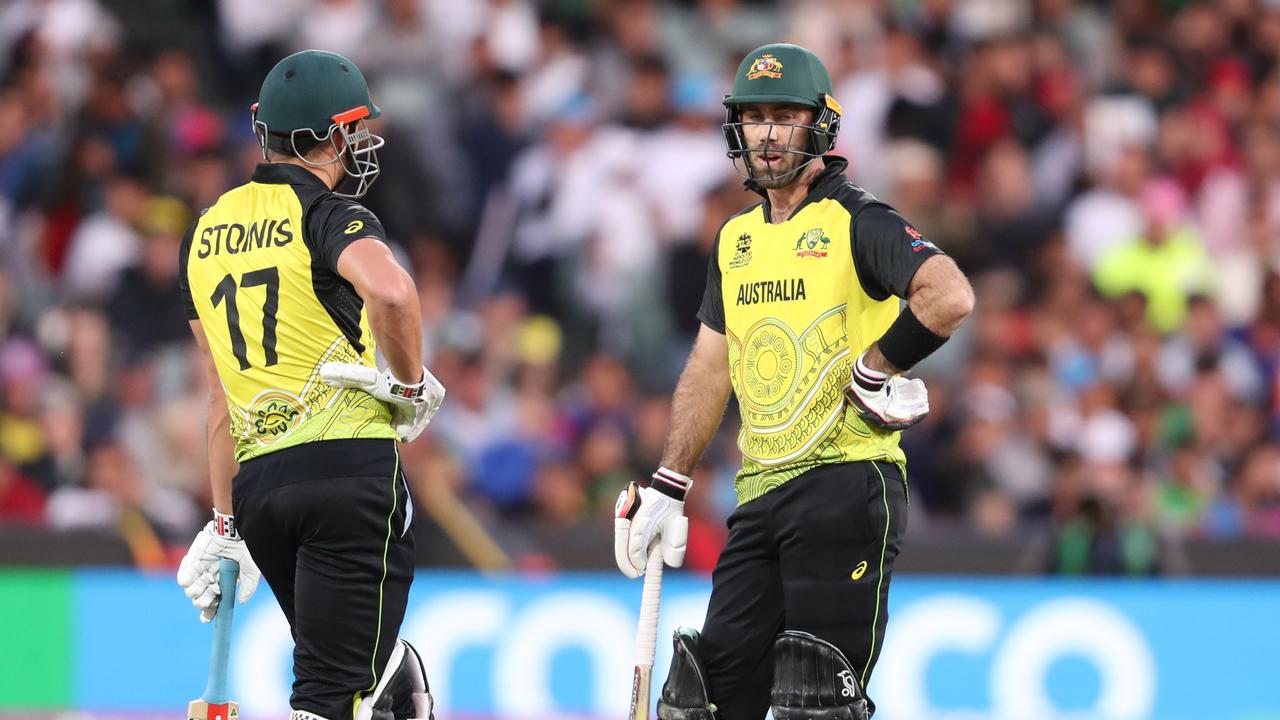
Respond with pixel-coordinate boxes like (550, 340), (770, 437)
(904, 225), (937, 253)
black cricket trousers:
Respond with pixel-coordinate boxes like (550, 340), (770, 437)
(699, 460), (909, 719)
(233, 438), (415, 720)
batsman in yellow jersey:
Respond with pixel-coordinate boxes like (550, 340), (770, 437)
(613, 44), (975, 719)
(174, 50), (441, 720)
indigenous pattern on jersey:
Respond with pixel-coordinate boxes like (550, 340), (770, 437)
(179, 163), (398, 461)
(698, 157), (941, 505)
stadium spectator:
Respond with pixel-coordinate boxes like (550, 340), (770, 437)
(0, 454), (42, 523)
(1093, 178), (1215, 332)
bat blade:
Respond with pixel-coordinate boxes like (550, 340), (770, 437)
(186, 700), (239, 720)
(629, 665), (653, 720)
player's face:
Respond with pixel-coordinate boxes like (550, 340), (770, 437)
(739, 104), (815, 188)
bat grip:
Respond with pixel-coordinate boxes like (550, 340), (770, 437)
(636, 550), (665, 668)
(203, 559), (239, 704)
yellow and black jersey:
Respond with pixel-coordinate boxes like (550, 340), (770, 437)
(179, 163), (398, 462)
(698, 157), (942, 505)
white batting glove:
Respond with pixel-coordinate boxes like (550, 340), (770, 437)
(614, 468), (690, 579)
(320, 363), (445, 443)
(176, 510), (261, 623)
(845, 352), (930, 431)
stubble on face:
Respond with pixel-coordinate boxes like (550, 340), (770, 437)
(743, 122), (810, 189)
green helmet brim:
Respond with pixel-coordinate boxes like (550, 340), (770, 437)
(723, 94), (820, 108)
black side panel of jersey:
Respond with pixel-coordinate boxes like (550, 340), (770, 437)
(178, 220), (198, 320)
(177, 212), (214, 322)
(697, 202), (762, 334)
(292, 184), (389, 356)
(833, 184), (943, 301)
(697, 231), (727, 333)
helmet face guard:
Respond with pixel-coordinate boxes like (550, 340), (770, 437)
(252, 104), (384, 199)
(722, 94), (842, 185)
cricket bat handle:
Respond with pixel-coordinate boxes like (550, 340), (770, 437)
(636, 550), (665, 669)
(203, 559), (239, 704)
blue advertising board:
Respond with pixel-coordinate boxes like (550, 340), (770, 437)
(63, 571), (1280, 719)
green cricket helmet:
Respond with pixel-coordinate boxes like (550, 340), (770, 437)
(251, 49), (384, 198)
(722, 43), (843, 184)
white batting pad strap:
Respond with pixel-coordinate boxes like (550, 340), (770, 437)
(355, 638), (434, 720)
(290, 711), (331, 720)
(411, 692), (433, 720)
(400, 637), (434, 719)
(355, 638), (405, 720)
(400, 639), (429, 694)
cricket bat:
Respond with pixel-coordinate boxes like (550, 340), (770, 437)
(188, 559), (240, 720)
(629, 550), (666, 720)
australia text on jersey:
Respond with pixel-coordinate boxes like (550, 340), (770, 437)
(736, 277), (807, 306)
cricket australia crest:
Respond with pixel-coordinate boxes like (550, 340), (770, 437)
(794, 228), (831, 258)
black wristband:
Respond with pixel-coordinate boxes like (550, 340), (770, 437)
(876, 306), (948, 371)
(650, 467), (691, 502)
(213, 509), (240, 540)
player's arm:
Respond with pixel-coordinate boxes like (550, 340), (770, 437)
(659, 323), (732, 474)
(614, 327), (730, 579)
(335, 237), (423, 383)
(322, 227), (443, 444)
(177, 321), (260, 622)
(847, 206), (974, 430)
(861, 254), (974, 373)
(190, 319), (237, 513)
(614, 235), (731, 578)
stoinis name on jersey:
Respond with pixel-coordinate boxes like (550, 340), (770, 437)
(736, 278), (806, 306)
(197, 218), (294, 258)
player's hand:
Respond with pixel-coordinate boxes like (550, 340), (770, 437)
(614, 468), (690, 579)
(845, 352), (930, 431)
(320, 362), (445, 443)
(177, 511), (261, 623)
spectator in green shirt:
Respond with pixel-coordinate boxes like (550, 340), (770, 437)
(1094, 179), (1215, 333)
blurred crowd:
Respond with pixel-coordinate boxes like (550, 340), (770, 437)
(1, 0), (1279, 575)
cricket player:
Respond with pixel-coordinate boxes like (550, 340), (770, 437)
(614, 43), (974, 719)
(175, 50), (443, 720)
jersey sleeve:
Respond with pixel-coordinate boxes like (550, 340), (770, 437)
(305, 196), (389, 273)
(696, 235), (726, 333)
(851, 204), (943, 301)
(177, 219), (198, 320)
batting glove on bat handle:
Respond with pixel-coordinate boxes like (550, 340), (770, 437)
(613, 469), (691, 579)
(845, 353), (930, 431)
(177, 510), (262, 623)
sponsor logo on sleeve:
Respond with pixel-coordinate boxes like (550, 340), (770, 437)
(905, 225), (938, 252)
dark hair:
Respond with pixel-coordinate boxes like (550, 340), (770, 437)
(263, 130), (324, 158)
